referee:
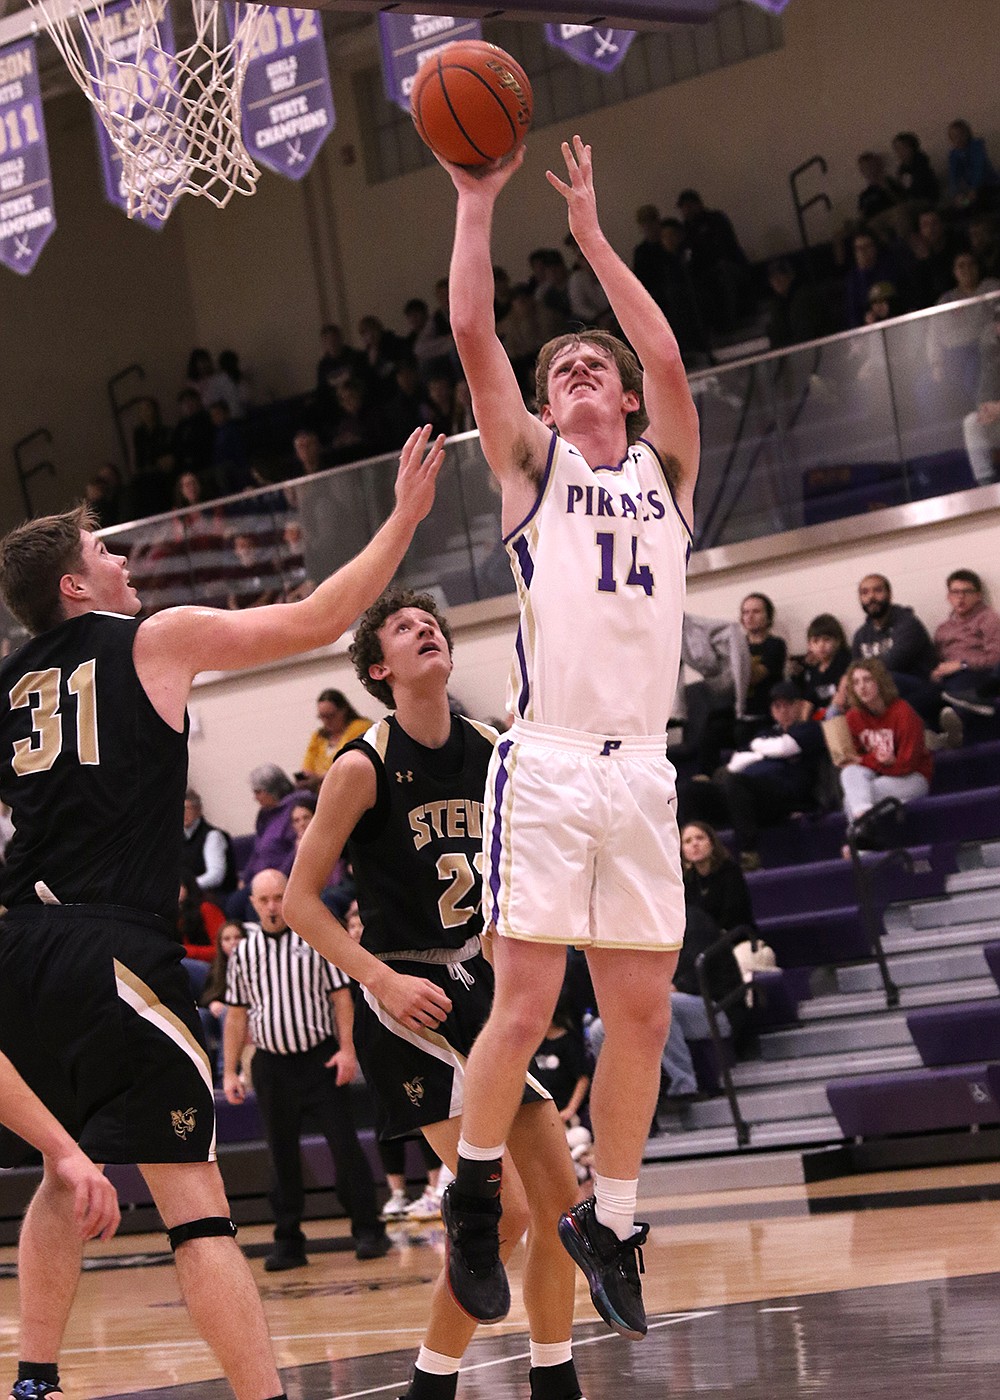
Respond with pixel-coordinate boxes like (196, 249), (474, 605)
(223, 868), (389, 1270)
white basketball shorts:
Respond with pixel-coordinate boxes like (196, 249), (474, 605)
(482, 718), (685, 951)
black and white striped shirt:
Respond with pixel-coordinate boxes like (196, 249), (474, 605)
(225, 922), (349, 1055)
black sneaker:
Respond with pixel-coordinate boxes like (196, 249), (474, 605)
(558, 1197), (649, 1339)
(441, 1184), (510, 1323)
(355, 1230), (392, 1261)
(11, 1384), (62, 1399)
(263, 1249), (308, 1272)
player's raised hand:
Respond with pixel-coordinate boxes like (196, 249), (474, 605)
(436, 143), (526, 200)
(546, 135), (600, 246)
(379, 970), (453, 1030)
(53, 1148), (120, 1241)
(394, 425), (446, 527)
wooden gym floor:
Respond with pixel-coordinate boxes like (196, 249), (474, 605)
(2, 1159), (1000, 1398)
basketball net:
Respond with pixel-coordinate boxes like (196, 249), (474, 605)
(28, 0), (267, 219)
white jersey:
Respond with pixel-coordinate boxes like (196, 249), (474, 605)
(504, 432), (692, 737)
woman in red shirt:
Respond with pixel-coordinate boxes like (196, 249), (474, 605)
(838, 658), (932, 826)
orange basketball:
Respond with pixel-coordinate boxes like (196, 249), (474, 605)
(411, 40), (533, 168)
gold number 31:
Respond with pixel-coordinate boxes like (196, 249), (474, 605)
(10, 660), (100, 776)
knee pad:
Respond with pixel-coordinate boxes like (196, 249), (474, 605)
(167, 1216), (238, 1252)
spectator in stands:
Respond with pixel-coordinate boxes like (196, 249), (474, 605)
(765, 257), (835, 348)
(675, 612), (751, 779)
(655, 821), (753, 1109)
(855, 151), (904, 237)
(963, 300), (1000, 485)
(927, 252), (1000, 399)
(932, 569), (1000, 721)
(715, 680), (827, 871)
(790, 613), (851, 715)
(200, 351), (252, 420)
(199, 919), (245, 1084)
(291, 426), (333, 480)
(844, 230), (902, 328)
(533, 248), (573, 333)
(132, 396), (174, 479)
(660, 216), (714, 365)
(907, 207), (968, 309)
(424, 373), (463, 440)
(82, 470), (120, 531)
(357, 314), (406, 405)
(185, 347), (215, 403)
(850, 573), (940, 724)
(946, 119), (1000, 214)
(739, 592), (788, 746)
(492, 265), (513, 325)
(208, 399), (250, 495)
(237, 764), (306, 895)
(564, 233), (615, 331)
(891, 131), (940, 208)
(864, 280), (904, 324)
(633, 203), (674, 311)
(402, 297), (453, 378)
(177, 874), (225, 997)
(676, 187), (750, 335)
(381, 358), (431, 450)
(531, 994), (591, 1127)
(226, 531), (281, 610)
(171, 387), (214, 479)
(497, 282), (555, 401)
(298, 688), (370, 793)
(316, 323), (366, 427)
(329, 379), (384, 465)
(837, 658), (932, 838)
(183, 787), (237, 902)
(969, 214), (1000, 281)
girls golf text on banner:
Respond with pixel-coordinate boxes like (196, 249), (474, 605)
(86, 0), (184, 229)
(378, 13), (483, 114)
(544, 24), (635, 75)
(240, 7), (335, 179)
(0, 38), (55, 274)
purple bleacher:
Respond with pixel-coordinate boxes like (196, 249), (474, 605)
(756, 904), (869, 967)
(826, 1063), (1000, 1138)
(906, 449), (977, 501)
(906, 1000), (1000, 1067)
(983, 942), (1000, 992)
(745, 843), (956, 922)
(928, 741), (1000, 795)
(750, 967), (810, 1028)
(215, 1089), (264, 1142)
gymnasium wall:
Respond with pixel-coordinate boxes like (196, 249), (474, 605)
(188, 490), (1000, 835)
(0, 0), (995, 528)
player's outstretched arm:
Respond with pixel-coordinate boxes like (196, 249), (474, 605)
(547, 136), (700, 507)
(0, 1052), (119, 1240)
(137, 425), (445, 690)
(283, 753), (453, 1031)
(441, 151), (550, 494)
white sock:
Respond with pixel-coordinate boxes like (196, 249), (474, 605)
(530, 1340), (573, 1368)
(457, 1136), (506, 1160)
(415, 1346), (462, 1376)
(593, 1173), (638, 1241)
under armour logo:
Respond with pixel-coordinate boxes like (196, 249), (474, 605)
(599, 740), (622, 757)
(285, 138), (306, 166)
(171, 1107), (197, 1140)
(396, 770), (413, 783)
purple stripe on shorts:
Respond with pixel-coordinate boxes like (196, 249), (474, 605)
(514, 625), (530, 716)
(488, 738), (513, 924)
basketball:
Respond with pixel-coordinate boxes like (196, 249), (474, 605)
(410, 41), (533, 168)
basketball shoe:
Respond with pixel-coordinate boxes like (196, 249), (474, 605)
(558, 1196), (649, 1339)
(440, 1184), (509, 1322)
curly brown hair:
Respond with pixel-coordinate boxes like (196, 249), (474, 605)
(845, 656), (899, 711)
(534, 330), (648, 444)
(349, 588), (454, 709)
(0, 503), (97, 636)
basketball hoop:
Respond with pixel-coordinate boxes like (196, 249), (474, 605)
(27, 0), (267, 219)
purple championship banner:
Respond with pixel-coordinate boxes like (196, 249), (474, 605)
(87, 0), (181, 229)
(0, 38), (55, 275)
(378, 13), (483, 114)
(544, 24), (635, 74)
(239, 8), (334, 179)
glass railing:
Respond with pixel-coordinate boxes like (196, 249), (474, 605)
(0, 289), (996, 654)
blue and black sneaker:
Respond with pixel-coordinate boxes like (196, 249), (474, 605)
(11, 1383), (62, 1399)
(441, 1184), (510, 1323)
(558, 1196), (649, 1339)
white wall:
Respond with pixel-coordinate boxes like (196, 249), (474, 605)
(189, 489), (1000, 834)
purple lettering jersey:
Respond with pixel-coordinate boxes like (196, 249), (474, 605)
(503, 432), (692, 736)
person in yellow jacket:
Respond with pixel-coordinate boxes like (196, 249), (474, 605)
(298, 688), (370, 792)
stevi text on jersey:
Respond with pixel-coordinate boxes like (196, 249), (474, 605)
(408, 798), (484, 851)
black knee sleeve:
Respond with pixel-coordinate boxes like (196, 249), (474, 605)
(167, 1216), (238, 1252)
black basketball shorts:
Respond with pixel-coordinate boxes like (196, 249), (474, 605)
(353, 947), (548, 1140)
(0, 904), (216, 1167)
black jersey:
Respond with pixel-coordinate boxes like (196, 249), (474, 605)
(0, 612), (189, 921)
(344, 714), (497, 957)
